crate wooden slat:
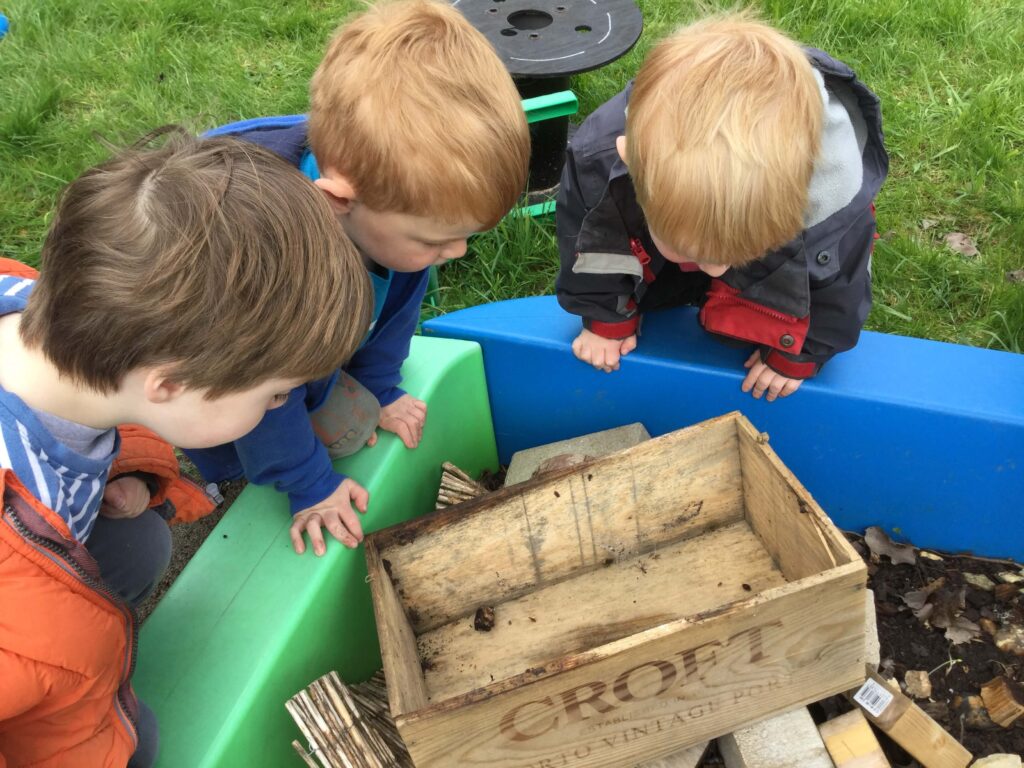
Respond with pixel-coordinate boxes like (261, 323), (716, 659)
(367, 412), (869, 768)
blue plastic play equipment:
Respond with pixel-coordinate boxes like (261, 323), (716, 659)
(0, 13), (10, 39)
(424, 296), (1024, 560)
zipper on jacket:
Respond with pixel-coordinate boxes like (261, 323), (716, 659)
(706, 286), (800, 323)
(629, 238), (657, 283)
(3, 503), (140, 739)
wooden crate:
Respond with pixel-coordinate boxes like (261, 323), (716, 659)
(366, 412), (868, 768)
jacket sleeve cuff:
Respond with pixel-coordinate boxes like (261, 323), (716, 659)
(584, 315), (639, 340)
(287, 471), (347, 516)
(374, 386), (407, 409)
(762, 348), (820, 379)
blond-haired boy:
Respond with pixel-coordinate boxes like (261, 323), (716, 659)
(557, 14), (888, 400)
(0, 132), (369, 767)
(191, 0), (530, 554)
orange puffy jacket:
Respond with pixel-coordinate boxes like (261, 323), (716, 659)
(0, 469), (138, 767)
(0, 258), (215, 524)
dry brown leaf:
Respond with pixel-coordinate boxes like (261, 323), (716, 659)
(920, 218), (940, 230)
(865, 526), (917, 565)
(944, 615), (981, 645)
(929, 586), (967, 629)
(903, 576), (945, 610)
(945, 232), (980, 258)
(1007, 269), (1024, 284)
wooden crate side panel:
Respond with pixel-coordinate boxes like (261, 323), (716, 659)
(365, 541), (428, 714)
(418, 521), (787, 703)
(736, 421), (859, 581)
(379, 416), (746, 633)
(396, 567), (867, 768)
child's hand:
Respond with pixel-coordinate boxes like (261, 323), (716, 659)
(290, 479), (369, 556)
(99, 476), (151, 519)
(742, 350), (803, 402)
(572, 329), (637, 372)
(378, 394), (427, 449)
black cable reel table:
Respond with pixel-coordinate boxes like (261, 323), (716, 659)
(455, 0), (643, 195)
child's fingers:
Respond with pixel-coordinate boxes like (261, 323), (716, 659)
(620, 336), (637, 356)
(397, 419), (418, 448)
(780, 378), (802, 398)
(750, 367), (775, 399)
(741, 362), (763, 392)
(337, 505), (365, 542)
(289, 521), (307, 555)
(323, 514), (358, 548)
(744, 349), (760, 368)
(349, 483), (370, 515)
(305, 518), (328, 557)
(103, 482), (126, 511)
(571, 334), (587, 361)
(765, 376), (787, 402)
(366, 430), (378, 447)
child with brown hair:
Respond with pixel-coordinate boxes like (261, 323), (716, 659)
(557, 13), (888, 401)
(0, 131), (369, 768)
(191, 0), (531, 556)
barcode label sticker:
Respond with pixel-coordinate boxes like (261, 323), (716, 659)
(854, 678), (894, 718)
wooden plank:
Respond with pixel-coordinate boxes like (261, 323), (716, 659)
(718, 707), (832, 767)
(818, 709), (890, 767)
(637, 741), (708, 767)
(419, 521), (787, 702)
(396, 562), (867, 767)
(365, 541), (428, 715)
(736, 419), (859, 580)
(864, 589), (880, 671)
(376, 414), (746, 633)
(852, 671), (971, 768)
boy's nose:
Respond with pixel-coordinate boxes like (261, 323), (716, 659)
(442, 239), (468, 260)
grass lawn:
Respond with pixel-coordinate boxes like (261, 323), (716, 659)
(1, 0), (1022, 352)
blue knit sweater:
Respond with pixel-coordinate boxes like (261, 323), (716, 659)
(185, 119), (429, 514)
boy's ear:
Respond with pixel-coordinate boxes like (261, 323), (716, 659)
(615, 135), (628, 166)
(313, 170), (358, 215)
(142, 368), (186, 404)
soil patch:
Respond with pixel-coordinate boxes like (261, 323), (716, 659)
(852, 531), (1024, 759)
(136, 476), (246, 623)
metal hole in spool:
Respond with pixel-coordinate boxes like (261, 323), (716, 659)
(500, 27), (517, 36)
(575, 24), (592, 33)
(507, 10), (553, 30)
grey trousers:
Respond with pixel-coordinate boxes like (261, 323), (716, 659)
(87, 509), (171, 768)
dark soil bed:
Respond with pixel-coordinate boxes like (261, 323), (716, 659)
(694, 532), (1024, 766)
(853, 531), (1024, 759)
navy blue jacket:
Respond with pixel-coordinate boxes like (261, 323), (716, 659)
(556, 50), (888, 379)
(186, 119), (428, 513)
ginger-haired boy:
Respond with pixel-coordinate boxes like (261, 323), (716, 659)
(191, 0), (530, 555)
(0, 131), (369, 768)
(557, 14), (888, 400)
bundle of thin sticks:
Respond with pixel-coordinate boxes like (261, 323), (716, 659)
(286, 670), (414, 768)
(435, 461), (487, 509)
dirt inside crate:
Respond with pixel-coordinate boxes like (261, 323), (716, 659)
(409, 518), (790, 706)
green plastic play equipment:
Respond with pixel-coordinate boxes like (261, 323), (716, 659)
(134, 337), (498, 768)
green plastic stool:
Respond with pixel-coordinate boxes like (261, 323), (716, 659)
(135, 336), (498, 768)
